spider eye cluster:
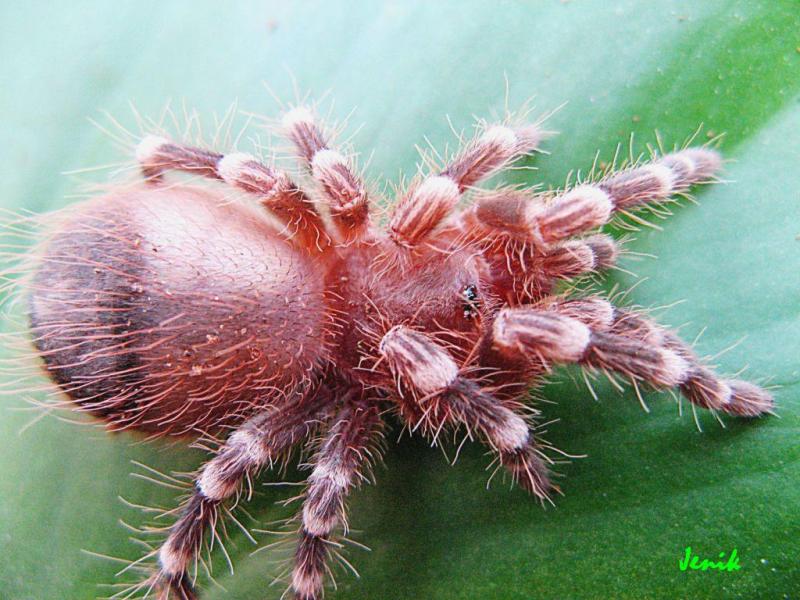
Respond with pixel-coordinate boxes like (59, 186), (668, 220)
(461, 284), (480, 319)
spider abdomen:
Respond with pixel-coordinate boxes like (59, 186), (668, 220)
(28, 185), (331, 434)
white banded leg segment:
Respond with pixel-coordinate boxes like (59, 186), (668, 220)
(293, 531), (327, 600)
(540, 234), (620, 280)
(134, 137), (329, 251)
(657, 323), (772, 416)
(310, 149), (365, 213)
(599, 148), (722, 210)
(216, 152), (331, 252)
(157, 494), (215, 588)
(136, 134), (170, 163)
(723, 381), (774, 417)
(214, 152), (324, 237)
(460, 188), (539, 243)
(293, 402), (383, 600)
(444, 379), (530, 453)
(311, 149), (370, 233)
(151, 396), (331, 600)
(282, 106), (328, 163)
(501, 303), (773, 416)
(378, 324), (551, 498)
(660, 148), (721, 188)
(493, 309), (592, 364)
(610, 310), (734, 409)
(599, 163), (675, 209)
(283, 107), (371, 235)
(196, 428), (270, 501)
(547, 296), (615, 331)
(541, 240), (596, 279)
(216, 152), (272, 189)
(493, 306), (687, 388)
(611, 311), (773, 416)
(530, 186), (614, 245)
(442, 123), (544, 191)
(585, 331), (690, 388)
(609, 309), (666, 344)
(437, 379), (551, 498)
(379, 325), (460, 395)
(462, 185), (613, 247)
(389, 175), (461, 247)
(583, 234), (619, 270)
(136, 134), (223, 181)
(300, 402), (381, 537)
(378, 324), (463, 429)
(390, 120), (543, 248)
(464, 146), (721, 248)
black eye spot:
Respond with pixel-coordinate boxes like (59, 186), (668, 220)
(462, 284), (480, 319)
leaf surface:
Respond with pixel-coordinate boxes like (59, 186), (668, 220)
(0, 2), (797, 599)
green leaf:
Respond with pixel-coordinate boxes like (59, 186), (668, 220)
(1, 1), (797, 599)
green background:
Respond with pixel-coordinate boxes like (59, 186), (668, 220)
(1, 1), (798, 599)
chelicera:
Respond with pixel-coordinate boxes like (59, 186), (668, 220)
(21, 103), (772, 599)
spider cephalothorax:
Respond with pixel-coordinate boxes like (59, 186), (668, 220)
(23, 103), (773, 599)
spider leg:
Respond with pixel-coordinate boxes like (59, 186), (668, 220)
(292, 396), (384, 600)
(461, 147), (721, 247)
(532, 149), (717, 279)
(149, 388), (334, 600)
(492, 303), (773, 417)
(282, 107), (371, 243)
(486, 232), (620, 303)
(539, 234), (619, 280)
(388, 120), (544, 247)
(379, 326), (551, 498)
(135, 135), (330, 253)
(460, 148), (718, 301)
(444, 378), (552, 498)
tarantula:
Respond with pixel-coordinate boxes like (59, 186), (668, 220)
(23, 104), (772, 599)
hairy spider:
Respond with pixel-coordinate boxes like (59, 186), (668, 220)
(18, 102), (772, 600)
